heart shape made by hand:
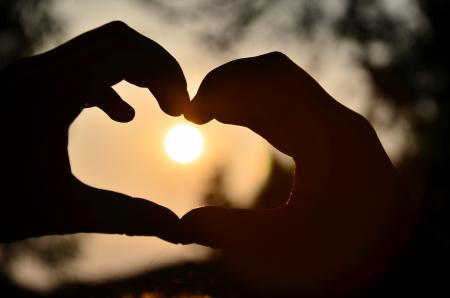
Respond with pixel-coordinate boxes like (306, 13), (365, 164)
(1, 21), (419, 296)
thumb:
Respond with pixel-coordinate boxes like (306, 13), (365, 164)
(64, 180), (181, 244)
(181, 206), (287, 249)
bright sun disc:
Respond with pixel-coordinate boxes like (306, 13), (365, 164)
(164, 124), (204, 164)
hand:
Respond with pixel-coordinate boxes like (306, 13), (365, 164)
(0, 21), (189, 243)
(182, 53), (419, 293)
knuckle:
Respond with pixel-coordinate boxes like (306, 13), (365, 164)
(105, 20), (131, 34)
(264, 51), (290, 62)
(257, 51), (295, 73)
(267, 51), (287, 58)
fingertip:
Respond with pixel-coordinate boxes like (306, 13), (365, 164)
(180, 206), (234, 248)
(183, 94), (213, 124)
(183, 108), (211, 125)
(179, 208), (206, 245)
(76, 185), (182, 243)
(108, 100), (135, 122)
(153, 83), (190, 117)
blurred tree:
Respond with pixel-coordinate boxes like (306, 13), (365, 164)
(200, 157), (294, 210)
(332, 0), (449, 235)
(0, 0), (61, 69)
(1, 236), (79, 269)
(251, 158), (294, 210)
(202, 168), (234, 208)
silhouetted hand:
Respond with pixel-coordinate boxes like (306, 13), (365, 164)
(0, 21), (189, 243)
(182, 53), (419, 294)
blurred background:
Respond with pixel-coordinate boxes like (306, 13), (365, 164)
(0, 0), (448, 297)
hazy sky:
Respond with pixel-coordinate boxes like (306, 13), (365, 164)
(10, 0), (415, 291)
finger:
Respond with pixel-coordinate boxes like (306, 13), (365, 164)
(184, 54), (293, 154)
(147, 72), (190, 117)
(180, 206), (288, 249)
(180, 206), (248, 248)
(185, 52), (290, 125)
(87, 86), (135, 122)
(63, 180), (181, 244)
(41, 21), (190, 117)
(99, 21), (190, 117)
(186, 85), (291, 155)
(184, 58), (248, 125)
(118, 26), (190, 116)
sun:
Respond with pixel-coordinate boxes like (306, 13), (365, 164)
(164, 124), (204, 164)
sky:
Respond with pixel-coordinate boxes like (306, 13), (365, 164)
(8, 0), (415, 292)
